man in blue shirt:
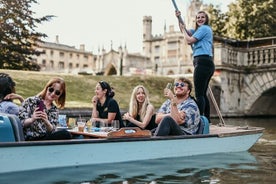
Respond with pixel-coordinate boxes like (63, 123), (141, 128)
(154, 77), (200, 136)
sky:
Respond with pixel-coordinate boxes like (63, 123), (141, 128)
(33, 0), (234, 53)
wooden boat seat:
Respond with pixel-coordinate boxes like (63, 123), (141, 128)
(107, 127), (152, 138)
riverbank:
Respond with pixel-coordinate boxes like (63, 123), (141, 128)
(2, 69), (173, 110)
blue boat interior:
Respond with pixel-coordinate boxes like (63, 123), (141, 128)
(0, 113), (209, 143)
(197, 116), (210, 134)
(0, 113), (25, 142)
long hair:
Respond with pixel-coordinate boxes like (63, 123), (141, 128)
(129, 85), (151, 121)
(0, 73), (16, 101)
(37, 77), (66, 109)
(195, 11), (209, 30)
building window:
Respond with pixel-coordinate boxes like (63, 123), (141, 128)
(154, 56), (160, 63)
(59, 52), (65, 57)
(50, 60), (54, 68)
(50, 50), (54, 56)
(84, 55), (88, 60)
(42, 59), (46, 66)
(167, 42), (177, 50)
(69, 63), (73, 69)
(58, 62), (64, 69)
(154, 46), (160, 53)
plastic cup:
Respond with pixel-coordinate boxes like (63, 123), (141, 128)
(77, 119), (86, 132)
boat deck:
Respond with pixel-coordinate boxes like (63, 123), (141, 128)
(210, 125), (264, 137)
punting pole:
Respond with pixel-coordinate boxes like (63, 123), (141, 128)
(171, 0), (226, 126)
(208, 86), (225, 126)
(171, 0), (190, 35)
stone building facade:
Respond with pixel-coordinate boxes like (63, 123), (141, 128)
(34, 36), (97, 74)
(33, 0), (207, 76)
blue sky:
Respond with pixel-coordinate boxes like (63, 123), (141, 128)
(34, 0), (234, 53)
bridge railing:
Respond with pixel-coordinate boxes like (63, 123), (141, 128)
(247, 45), (276, 66)
(215, 36), (276, 67)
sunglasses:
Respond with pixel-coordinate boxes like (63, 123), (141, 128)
(48, 87), (61, 96)
(174, 82), (186, 87)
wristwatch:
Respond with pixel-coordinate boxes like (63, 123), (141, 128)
(171, 102), (177, 106)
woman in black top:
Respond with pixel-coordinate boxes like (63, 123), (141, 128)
(91, 81), (124, 128)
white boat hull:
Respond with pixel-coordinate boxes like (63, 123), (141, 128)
(0, 129), (263, 174)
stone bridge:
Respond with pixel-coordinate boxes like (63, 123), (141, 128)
(213, 36), (276, 117)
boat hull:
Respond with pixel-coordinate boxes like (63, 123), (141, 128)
(0, 132), (263, 174)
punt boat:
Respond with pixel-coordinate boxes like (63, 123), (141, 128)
(0, 113), (264, 174)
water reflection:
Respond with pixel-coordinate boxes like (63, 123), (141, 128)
(0, 152), (258, 184)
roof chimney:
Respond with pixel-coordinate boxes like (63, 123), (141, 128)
(55, 35), (59, 44)
(80, 44), (85, 51)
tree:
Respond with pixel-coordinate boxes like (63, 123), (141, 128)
(207, 4), (227, 38)
(0, 0), (53, 70)
(207, 0), (276, 39)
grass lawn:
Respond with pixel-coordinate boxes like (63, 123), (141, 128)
(2, 69), (178, 111)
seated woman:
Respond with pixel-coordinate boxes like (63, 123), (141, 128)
(91, 81), (124, 128)
(123, 85), (157, 130)
(0, 73), (24, 115)
(19, 77), (72, 141)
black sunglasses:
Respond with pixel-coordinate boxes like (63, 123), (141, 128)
(175, 82), (186, 87)
(48, 87), (61, 96)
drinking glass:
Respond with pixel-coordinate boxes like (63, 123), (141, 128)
(112, 120), (120, 131)
(86, 119), (92, 132)
(68, 118), (76, 129)
(99, 120), (108, 132)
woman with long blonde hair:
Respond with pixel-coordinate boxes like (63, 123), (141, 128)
(123, 85), (156, 130)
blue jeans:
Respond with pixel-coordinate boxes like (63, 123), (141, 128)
(193, 56), (215, 121)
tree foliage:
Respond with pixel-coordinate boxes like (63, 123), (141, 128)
(0, 0), (53, 70)
(207, 0), (276, 39)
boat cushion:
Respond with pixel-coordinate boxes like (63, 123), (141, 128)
(0, 113), (16, 142)
(8, 114), (25, 141)
(196, 116), (209, 134)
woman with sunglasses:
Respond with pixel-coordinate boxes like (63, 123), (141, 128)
(176, 10), (215, 123)
(91, 81), (124, 128)
(154, 77), (200, 136)
(19, 77), (71, 141)
(123, 85), (157, 130)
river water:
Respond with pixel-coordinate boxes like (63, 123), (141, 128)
(0, 117), (275, 184)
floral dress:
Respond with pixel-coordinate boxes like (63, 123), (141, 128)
(19, 96), (59, 141)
